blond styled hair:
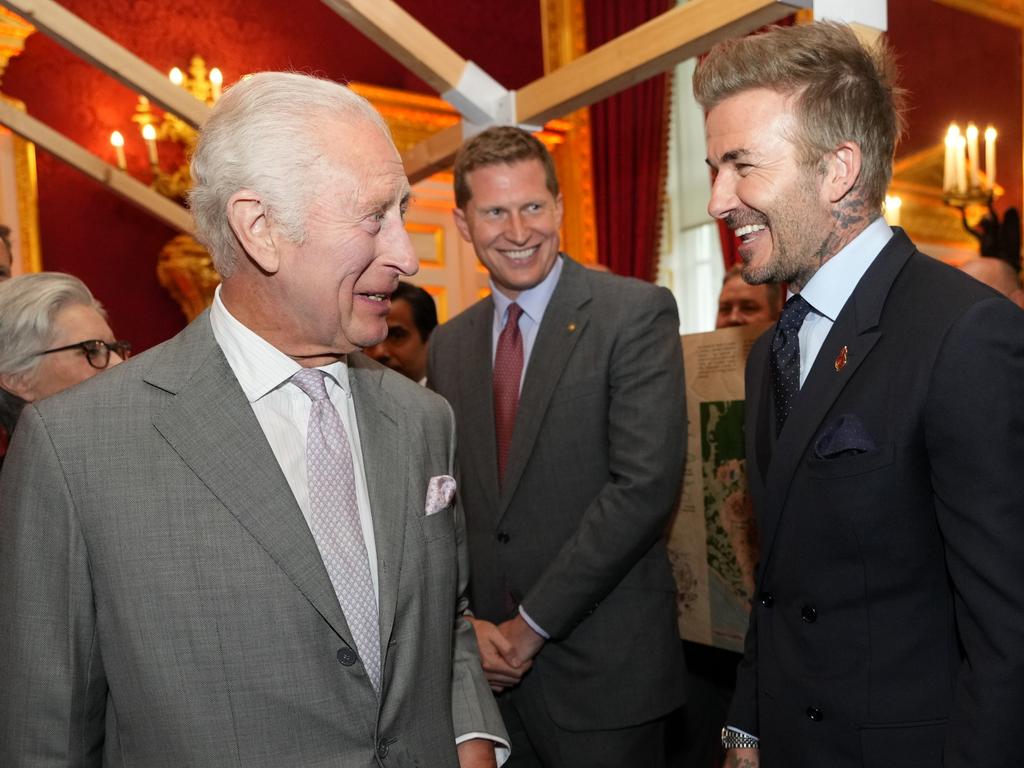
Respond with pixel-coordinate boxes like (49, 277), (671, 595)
(693, 21), (906, 210)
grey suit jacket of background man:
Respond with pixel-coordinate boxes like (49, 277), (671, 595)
(428, 256), (687, 730)
(0, 312), (505, 767)
(730, 230), (1024, 767)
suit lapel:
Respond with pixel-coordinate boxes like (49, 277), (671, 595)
(147, 317), (354, 646)
(347, 357), (408, 668)
(499, 258), (591, 516)
(758, 230), (916, 570)
(460, 300), (502, 516)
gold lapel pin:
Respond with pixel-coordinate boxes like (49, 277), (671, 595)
(567, 322), (577, 333)
(834, 345), (848, 372)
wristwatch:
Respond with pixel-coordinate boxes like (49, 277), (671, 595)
(721, 726), (759, 750)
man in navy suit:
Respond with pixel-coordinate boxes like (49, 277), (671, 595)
(696, 21), (1024, 768)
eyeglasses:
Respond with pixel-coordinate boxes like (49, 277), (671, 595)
(35, 339), (132, 370)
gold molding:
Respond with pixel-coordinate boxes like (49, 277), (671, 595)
(0, 8), (34, 85)
(0, 95), (41, 274)
(540, 0), (598, 265)
(934, 0), (1023, 28)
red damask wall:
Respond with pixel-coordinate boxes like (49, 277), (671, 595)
(888, 0), (1022, 214)
(1, 0), (543, 350)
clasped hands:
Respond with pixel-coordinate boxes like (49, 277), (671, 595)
(470, 614), (545, 693)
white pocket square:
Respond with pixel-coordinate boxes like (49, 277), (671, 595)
(425, 475), (456, 516)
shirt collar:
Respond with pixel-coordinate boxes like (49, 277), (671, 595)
(797, 217), (893, 321)
(490, 254), (564, 324)
(209, 284), (349, 403)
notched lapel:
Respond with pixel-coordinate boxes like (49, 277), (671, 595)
(461, 303), (501, 514)
(349, 360), (408, 671)
(149, 340), (355, 648)
(758, 230), (915, 570)
(499, 260), (591, 513)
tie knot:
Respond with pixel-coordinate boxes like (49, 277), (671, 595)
(506, 303), (524, 326)
(779, 294), (812, 333)
(291, 368), (330, 402)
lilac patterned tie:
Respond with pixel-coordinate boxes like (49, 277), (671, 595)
(291, 368), (381, 693)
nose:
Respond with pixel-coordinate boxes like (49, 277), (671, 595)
(708, 172), (737, 221)
(505, 212), (528, 244)
(365, 343), (388, 364)
(108, 351), (126, 368)
(386, 222), (418, 278)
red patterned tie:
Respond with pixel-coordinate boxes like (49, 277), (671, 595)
(494, 303), (524, 487)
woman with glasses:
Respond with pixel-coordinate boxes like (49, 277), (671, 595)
(0, 272), (129, 467)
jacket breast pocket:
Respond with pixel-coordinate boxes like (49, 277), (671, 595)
(421, 504), (456, 542)
(805, 441), (895, 479)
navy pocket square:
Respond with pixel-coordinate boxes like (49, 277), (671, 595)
(814, 414), (877, 458)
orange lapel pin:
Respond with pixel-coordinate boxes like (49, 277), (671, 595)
(834, 345), (848, 372)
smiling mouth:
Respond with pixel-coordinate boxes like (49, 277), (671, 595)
(734, 224), (767, 243)
(501, 246), (539, 261)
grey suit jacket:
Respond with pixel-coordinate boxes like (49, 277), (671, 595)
(0, 312), (505, 767)
(428, 256), (687, 730)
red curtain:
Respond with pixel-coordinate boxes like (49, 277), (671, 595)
(586, 0), (671, 282)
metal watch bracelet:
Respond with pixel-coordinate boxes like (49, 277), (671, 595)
(721, 726), (759, 750)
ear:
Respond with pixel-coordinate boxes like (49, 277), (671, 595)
(453, 206), (472, 244)
(553, 192), (564, 227)
(0, 371), (36, 402)
(823, 141), (862, 204)
(227, 190), (280, 274)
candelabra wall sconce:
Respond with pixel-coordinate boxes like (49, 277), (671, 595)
(108, 55), (223, 200)
(941, 121), (1020, 269)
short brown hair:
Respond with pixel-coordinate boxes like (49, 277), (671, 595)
(693, 21), (906, 211)
(453, 126), (560, 209)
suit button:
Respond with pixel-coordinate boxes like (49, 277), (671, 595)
(806, 706), (823, 722)
(801, 605), (817, 623)
(759, 591), (774, 607)
(497, 531), (510, 543)
(336, 647), (358, 666)
(377, 739), (391, 758)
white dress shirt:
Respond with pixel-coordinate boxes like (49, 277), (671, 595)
(209, 286), (380, 600)
(795, 217), (894, 387)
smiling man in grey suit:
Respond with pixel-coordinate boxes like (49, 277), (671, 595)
(428, 126), (687, 767)
(0, 73), (506, 767)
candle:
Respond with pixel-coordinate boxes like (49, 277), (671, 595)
(966, 123), (979, 189)
(110, 131), (126, 170)
(884, 195), (902, 228)
(209, 68), (223, 102)
(985, 126), (997, 190)
(141, 123), (159, 166)
(955, 135), (967, 195)
(943, 123), (958, 193)
(169, 67), (184, 87)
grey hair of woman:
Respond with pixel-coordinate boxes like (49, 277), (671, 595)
(0, 272), (103, 433)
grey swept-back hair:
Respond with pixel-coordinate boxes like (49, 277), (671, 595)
(0, 271), (104, 379)
(188, 72), (390, 277)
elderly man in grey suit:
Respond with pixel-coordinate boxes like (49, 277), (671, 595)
(0, 73), (507, 767)
(428, 126), (687, 768)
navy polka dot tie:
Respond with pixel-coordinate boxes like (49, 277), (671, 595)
(770, 295), (812, 435)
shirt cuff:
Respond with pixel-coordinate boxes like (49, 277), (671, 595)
(518, 605), (550, 640)
(456, 733), (511, 766)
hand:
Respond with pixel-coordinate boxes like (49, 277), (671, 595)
(497, 613), (545, 668)
(457, 738), (498, 768)
(469, 617), (531, 692)
(725, 748), (759, 768)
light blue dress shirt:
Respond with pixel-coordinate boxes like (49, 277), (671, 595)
(796, 217), (894, 386)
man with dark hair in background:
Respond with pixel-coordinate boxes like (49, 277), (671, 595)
(696, 21), (1024, 768)
(429, 125), (687, 768)
(366, 280), (438, 384)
